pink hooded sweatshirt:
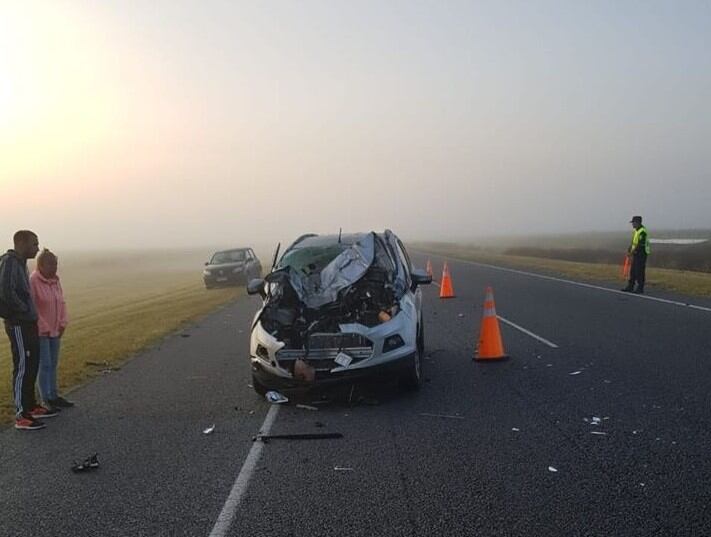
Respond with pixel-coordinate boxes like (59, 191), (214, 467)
(29, 271), (69, 337)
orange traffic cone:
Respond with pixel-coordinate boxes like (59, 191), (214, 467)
(426, 259), (433, 279)
(474, 286), (508, 361)
(621, 256), (631, 280)
(439, 262), (455, 299)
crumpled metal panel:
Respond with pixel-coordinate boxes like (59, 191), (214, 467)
(383, 229), (408, 298)
(287, 232), (376, 308)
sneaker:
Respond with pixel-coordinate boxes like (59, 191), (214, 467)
(15, 416), (46, 430)
(29, 406), (59, 419)
(49, 396), (75, 408)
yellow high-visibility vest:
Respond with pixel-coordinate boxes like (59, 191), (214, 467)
(630, 226), (651, 255)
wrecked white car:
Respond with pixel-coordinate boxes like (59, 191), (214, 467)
(247, 230), (431, 395)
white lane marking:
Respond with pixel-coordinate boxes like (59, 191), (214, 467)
(417, 252), (711, 313)
(496, 315), (559, 348)
(208, 404), (280, 537)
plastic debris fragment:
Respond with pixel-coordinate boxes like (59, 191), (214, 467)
(296, 404), (319, 411)
(548, 466), (558, 473)
(334, 466), (354, 471)
(569, 371), (582, 376)
(71, 453), (100, 473)
(590, 431), (608, 436)
(265, 391), (289, 404)
(512, 427), (520, 432)
(203, 424), (215, 435)
(255, 433), (343, 443)
(419, 413), (465, 420)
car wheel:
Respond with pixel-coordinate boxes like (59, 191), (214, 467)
(252, 373), (269, 397)
(400, 323), (424, 391)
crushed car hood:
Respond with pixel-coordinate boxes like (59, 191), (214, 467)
(285, 232), (376, 308)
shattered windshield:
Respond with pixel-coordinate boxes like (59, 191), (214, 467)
(278, 245), (345, 276)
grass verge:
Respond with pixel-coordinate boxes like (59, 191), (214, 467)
(0, 254), (243, 424)
(412, 242), (711, 298)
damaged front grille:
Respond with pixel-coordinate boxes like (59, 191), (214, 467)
(276, 333), (373, 372)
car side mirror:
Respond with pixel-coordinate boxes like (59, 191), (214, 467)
(204, 261), (209, 266)
(411, 269), (432, 287)
(247, 278), (266, 298)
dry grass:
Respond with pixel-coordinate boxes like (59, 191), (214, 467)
(412, 242), (711, 298)
(0, 250), (242, 423)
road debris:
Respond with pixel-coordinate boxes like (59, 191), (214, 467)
(419, 413), (465, 420)
(569, 370), (582, 376)
(203, 424), (215, 435)
(590, 431), (608, 436)
(334, 466), (354, 471)
(180, 333), (191, 338)
(512, 427), (520, 432)
(255, 433), (343, 443)
(457, 313), (465, 318)
(548, 466), (558, 473)
(85, 361), (109, 367)
(296, 404), (319, 411)
(71, 453), (100, 473)
(265, 391), (289, 404)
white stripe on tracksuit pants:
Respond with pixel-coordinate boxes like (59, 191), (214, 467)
(13, 326), (25, 412)
(5, 321), (40, 417)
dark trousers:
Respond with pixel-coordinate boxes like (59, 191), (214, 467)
(629, 253), (647, 290)
(4, 320), (39, 417)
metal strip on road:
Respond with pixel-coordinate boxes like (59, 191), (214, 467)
(496, 315), (559, 348)
(208, 404), (280, 537)
(423, 254), (711, 314)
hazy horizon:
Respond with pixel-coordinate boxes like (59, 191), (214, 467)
(1, 1), (709, 251)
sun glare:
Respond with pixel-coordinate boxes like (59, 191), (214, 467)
(0, 3), (121, 183)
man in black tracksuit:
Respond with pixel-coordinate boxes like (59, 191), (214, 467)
(0, 230), (57, 430)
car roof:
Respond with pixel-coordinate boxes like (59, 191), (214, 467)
(214, 247), (251, 254)
(288, 232), (384, 250)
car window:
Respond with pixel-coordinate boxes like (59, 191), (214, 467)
(394, 239), (412, 281)
(211, 250), (246, 264)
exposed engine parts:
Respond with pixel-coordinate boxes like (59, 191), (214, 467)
(257, 232), (406, 352)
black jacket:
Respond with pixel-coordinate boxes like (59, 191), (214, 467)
(0, 250), (38, 322)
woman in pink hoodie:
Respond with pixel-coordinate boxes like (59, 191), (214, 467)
(30, 249), (73, 409)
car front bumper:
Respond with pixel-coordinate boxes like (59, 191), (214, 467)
(203, 271), (247, 286)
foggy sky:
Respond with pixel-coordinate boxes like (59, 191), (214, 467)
(1, 0), (709, 251)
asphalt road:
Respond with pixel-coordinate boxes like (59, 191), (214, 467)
(2, 253), (711, 537)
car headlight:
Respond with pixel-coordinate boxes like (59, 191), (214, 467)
(383, 334), (404, 353)
(203, 269), (211, 276)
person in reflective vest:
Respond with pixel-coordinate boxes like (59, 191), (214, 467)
(622, 216), (650, 294)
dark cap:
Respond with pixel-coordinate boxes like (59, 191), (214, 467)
(630, 216), (642, 223)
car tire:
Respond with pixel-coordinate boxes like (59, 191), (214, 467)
(252, 373), (269, 397)
(400, 323), (424, 391)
